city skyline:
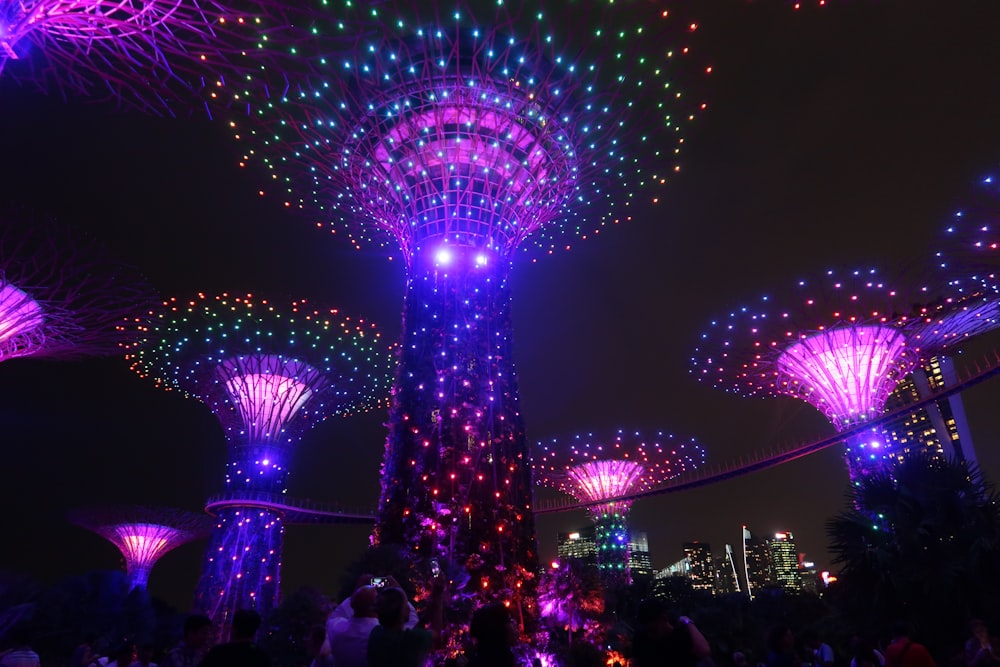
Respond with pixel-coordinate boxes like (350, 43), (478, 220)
(2, 0), (1000, 612)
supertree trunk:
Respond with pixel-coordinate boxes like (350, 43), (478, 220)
(592, 505), (632, 586)
(375, 248), (538, 623)
(195, 507), (283, 626)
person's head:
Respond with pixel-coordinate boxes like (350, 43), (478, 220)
(470, 603), (515, 649)
(376, 587), (409, 629)
(183, 614), (213, 649)
(972, 620), (989, 641)
(351, 585), (378, 618)
(733, 652), (749, 666)
(767, 626), (794, 654)
(231, 609), (262, 641)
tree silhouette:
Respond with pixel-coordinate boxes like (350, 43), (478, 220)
(826, 453), (1000, 654)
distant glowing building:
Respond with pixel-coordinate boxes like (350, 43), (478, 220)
(557, 526), (652, 581)
(683, 542), (715, 593)
(126, 293), (392, 625)
(692, 267), (998, 485)
(535, 430), (704, 584)
(880, 356), (980, 468)
(557, 529), (597, 565)
(68, 506), (213, 591)
(766, 532), (801, 593)
(713, 545), (742, 595)
(0, 211), (151, 364)
(742, 527), (772, 599)
(630, 532), (653, 581)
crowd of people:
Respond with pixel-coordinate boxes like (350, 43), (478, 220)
(1, 578), (998, 667)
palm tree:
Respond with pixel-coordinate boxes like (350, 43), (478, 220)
(826, 453), (1000, 653)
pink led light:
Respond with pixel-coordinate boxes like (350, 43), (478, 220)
(0, 282), (43, 345)
(219, 356), (321, 442)
(775, 325), (917, 430)
(566, 460), (645, 504)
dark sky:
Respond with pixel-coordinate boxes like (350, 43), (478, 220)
(3, 0), (1000, 611)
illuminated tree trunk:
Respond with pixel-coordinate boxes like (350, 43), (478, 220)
(593, 504), (632, 586)
(195, 507), (283, 627)
(195, 442), (291, 626)
(375, 249), (538, 617)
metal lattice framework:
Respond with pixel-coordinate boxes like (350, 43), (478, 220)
(212, 1), (708, 638)
(0, 209), (153, 363)
(125, 292), (394, 626)
(68, 505), (213, 590)
(691, 267), (1000, 484)
(0, 0), (289, 115)
(221, 1), (709, 257)
(533, 429), (703, 582)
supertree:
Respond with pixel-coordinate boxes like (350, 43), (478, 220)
(125, 293), (394, 625)
(0, 210), (153, 363)
(533, 429), (704, 585)
(214, 0), (709, 631)
(691, 267), (1000, 486)
(68, 505), (213, 591)
(0, 0), (289, 115)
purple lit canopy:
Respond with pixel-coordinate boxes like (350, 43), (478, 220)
(216, 0), (710, 260)
(68, 505), (213, 590)
(533, 429), (705, 515)
(691, 267), (1000, 482)
(0, 0), (284, 114)
(0, 209), (153, 363)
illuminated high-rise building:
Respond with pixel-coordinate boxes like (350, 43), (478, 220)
(766, 532), (801, 593)
(630, 532), (653, 581)
(557, 525), (651, 581)
(742, 527), (772, 599)
(557, 528), (597, 567)
(713, 545), (742, 595)
(881, 356), (980, 468)
(683, 542), (715, 593)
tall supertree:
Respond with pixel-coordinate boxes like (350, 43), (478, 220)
(68, 505), (213, 591)
(533, 429), (704, 585)
(691, 267), (998, 486)
(125, 293), (393, 625)
(0, 0), (287, 114)
(0, 210), (152, 363)
(215, 0), (709, 627)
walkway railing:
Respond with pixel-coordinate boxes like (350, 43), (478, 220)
(535, 349), (1000, 514)
(204, 491), (376, 524)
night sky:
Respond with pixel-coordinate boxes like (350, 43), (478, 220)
(3, 0), (1000, 612)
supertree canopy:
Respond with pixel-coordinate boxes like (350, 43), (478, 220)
(214, 0), (709, 631)
(533, 429), (704, 584)
(0, 210), (152, 363)
(691, 267), (998, 485)
(68, 505), (213, 591)
(918, 170), (1000, 350)
(125, 292), (393, 625)
(0, 0), (286, 114)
